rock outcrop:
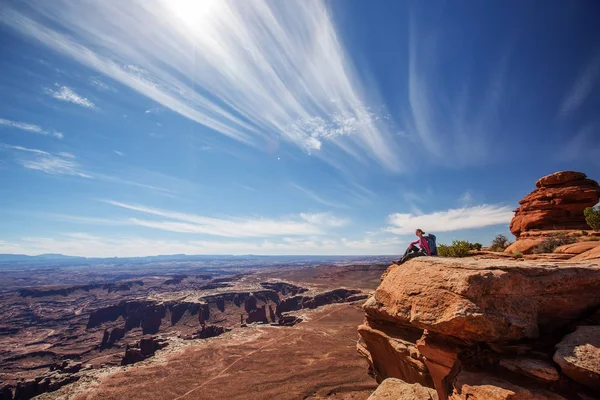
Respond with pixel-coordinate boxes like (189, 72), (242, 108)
(358, 258), (600, 400)
(121, 335), (167, 366)
(367, 378), (437, 400)
(573, 245), (600, 261)
(553, 326), (600, 390)
(554, 241), (600, 255)
(506, 171), (600, 254)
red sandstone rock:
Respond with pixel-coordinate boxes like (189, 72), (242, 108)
(553, 326), (600, 390)
(357, 322), (432, 386)
(572, 245), (600, 261)
(504, 238), (545, 255)
(522, 253), (573, 261)
(499, 358), (559, 382)
(448, 371), (566, 400)
(416, 332), (461, 400)
(358, 257), (600, 399)
(536, 171), (587, 187)
(509, 171), (600, 238)
(363, 258), (600, 342)
(367, 378), (438, 400)
(554, 241), (600, 254)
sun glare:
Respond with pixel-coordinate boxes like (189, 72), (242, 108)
(166, 0), (220, 29)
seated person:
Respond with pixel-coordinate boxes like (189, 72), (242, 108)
(396, 229), (431, 264)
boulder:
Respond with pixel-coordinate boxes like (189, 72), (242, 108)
(504, 238), (545, 255)
(553, 326), (600, 390)
(367, 378), (438, 400)
(536, 171), (587, 187)
(509, 171), (600, 238)
(572, 246), (600, 261)
(448, 371), (566, 400)
(363, 258), (600, 342)
(554, 241), (600, 255)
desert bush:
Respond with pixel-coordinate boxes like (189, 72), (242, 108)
(471, 243), (483, 251)
(533, 234), (577, 254)
(512, 252), (523, 259)
(490, 234), (510, 252)
(438, 240), (473, 257)
(584, 206), (600, 231)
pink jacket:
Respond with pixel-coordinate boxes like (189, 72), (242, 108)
(410, 237), (431, 256)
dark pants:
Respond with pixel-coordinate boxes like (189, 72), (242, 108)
(397, 245), (426, 265)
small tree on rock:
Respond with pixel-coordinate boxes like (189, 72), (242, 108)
(584, 206), (600, 231)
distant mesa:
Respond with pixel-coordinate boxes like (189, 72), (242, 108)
(505, 170), (600, 254)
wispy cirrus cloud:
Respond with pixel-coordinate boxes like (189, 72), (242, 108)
(290, 183), (350, 209)
(45, 84), (96, 108)
(0, 0), (403, 172)
(559, 52), (600, 118)
(1, 144), (176, 194)
(405, 12), (510, 166)
(385, 204), (513, 235)
(0, 117), (63, 138)
(1, 144), (90, 177)
(89, 76), (116, 92)
(101, 199), (348, 238)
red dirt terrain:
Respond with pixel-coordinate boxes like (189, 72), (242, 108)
(0, 259), (388, 399)
(45, 303), (376, 400)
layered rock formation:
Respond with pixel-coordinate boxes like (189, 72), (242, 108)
(506, 171), (600, 254)
(358, 258), (600, 400)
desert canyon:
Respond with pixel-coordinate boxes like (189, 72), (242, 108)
(1, 171), (600, 400)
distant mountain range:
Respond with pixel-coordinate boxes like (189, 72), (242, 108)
(0, 253), (394, 265)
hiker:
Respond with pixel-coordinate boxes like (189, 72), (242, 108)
(396, 229), (431, 265)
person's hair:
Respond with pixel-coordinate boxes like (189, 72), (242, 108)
(416, 229), (425, 235)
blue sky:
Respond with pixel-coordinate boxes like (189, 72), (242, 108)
(0, 0), (599, 257)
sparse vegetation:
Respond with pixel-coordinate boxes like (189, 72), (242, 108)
(471, 243), (483, 251)
(438, 240), (473, 258)
(512, 252), (523, 259)
(490, 234), (511, 252)
(532, 234), (577, 254)
(584, 206), (600, 231)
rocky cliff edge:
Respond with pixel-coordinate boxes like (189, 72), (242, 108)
(358, 257), (600, 400)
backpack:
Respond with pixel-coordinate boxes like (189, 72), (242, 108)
(425, 234), (437, 256)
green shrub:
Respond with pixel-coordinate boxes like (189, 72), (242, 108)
(471, 243), (483, 251)
(438, 240), (473, 257)
(533, 234), (577, 254)
(512, 251), (523, 259)
(581, 230), (589, 236)
(584, 206), (600, 231)
(490, 234), (510, 252)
